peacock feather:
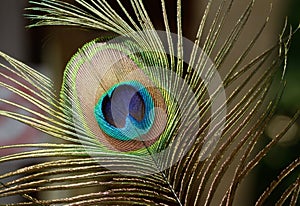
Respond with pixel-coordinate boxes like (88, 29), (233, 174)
(0, 0), (299, 205)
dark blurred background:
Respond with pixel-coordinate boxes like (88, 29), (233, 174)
(0, 0), (299, 205)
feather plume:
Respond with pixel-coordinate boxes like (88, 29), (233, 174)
(0, 0), (299, 205)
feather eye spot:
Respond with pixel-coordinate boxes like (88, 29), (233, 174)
(101, 84), (145, 127)
(64, 42), (168, 152)
(94, 81), (155, 141)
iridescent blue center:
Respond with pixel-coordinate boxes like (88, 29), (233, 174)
(94, 81), (155, 141)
